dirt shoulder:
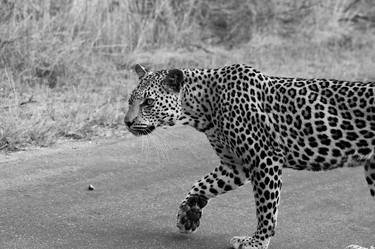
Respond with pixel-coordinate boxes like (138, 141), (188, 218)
(0, 136), (122, 164)
(0, 126), (373, 249)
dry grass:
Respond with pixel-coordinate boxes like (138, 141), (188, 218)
(0, 77), (130, 150)
(0, 0), (375, 151)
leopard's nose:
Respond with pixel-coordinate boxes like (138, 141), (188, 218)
(125, 120), (134, 128)
(125, 121), (134, 127)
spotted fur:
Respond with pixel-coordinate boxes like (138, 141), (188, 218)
(125, 64), (375, 249)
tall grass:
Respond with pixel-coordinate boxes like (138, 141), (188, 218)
(0, 0), (375, 151)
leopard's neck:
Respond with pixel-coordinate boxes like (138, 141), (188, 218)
(177, 68), (217, 132)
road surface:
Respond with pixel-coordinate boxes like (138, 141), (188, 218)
(0, 126), (373, 249)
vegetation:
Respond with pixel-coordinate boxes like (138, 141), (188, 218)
(0, 0), (375, 151)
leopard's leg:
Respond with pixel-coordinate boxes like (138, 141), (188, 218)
(344, 157), (375, 249)
(230, 155), (283, 249)
(364, 156), (375, 198)
(177, 160), (247, 233)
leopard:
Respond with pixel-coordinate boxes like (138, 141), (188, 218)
(124, 63), (375, 249)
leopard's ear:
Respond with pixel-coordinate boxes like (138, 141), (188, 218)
(163, 69), (184, 93)
(134, 64), (149, 79)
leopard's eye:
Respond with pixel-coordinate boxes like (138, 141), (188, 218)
(144, 98), (155, 106)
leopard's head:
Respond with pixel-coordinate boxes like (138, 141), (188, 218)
(124, 64), (184, 136)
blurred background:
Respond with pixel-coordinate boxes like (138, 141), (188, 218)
(0, 0), (375, 151)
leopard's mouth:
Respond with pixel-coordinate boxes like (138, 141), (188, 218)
(127, 125), (156, 136)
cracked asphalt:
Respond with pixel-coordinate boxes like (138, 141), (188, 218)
(0, 126), (373, 249)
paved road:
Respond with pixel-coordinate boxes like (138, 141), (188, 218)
(0, 126), (373, 249)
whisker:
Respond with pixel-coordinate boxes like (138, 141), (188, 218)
(152, 130), (170, 163)
(158, 130), (173, 161)
(149, 132), (164, 165)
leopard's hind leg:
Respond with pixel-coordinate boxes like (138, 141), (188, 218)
(364, 156), (375, 198)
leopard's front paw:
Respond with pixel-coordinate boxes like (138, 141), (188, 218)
(176, 195), (207, 233)
(176, 201), (202, 233)
(230, 236), (249, 249)
(230, 236), (270, 249)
